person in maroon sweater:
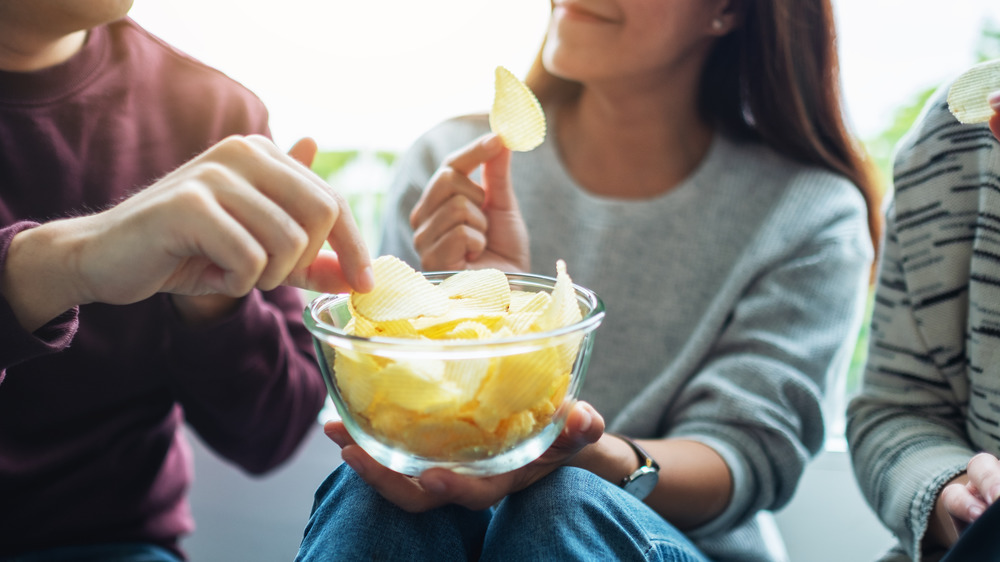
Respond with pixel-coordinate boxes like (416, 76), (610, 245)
(0, 2), (373, 560)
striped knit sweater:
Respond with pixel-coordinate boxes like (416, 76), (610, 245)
(847, 83), (1000, 561)
(381, 110), (873, 561)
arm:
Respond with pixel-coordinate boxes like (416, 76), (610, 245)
(0, 135), (372, 334)
(846, 203), (975, 558)
(647, 219), (872, 534)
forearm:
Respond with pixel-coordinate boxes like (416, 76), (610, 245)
(569, 434), (731, 530)
(0, 221), (86, 332)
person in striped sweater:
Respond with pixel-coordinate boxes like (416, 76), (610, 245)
(848, 87), (1000, 561)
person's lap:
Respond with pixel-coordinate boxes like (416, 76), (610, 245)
(297, 464), (708, 562)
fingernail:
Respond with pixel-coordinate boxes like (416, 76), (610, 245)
(970, 505), (984, 519)
(990, 90), (1000, 111)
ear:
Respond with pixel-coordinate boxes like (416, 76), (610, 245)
(708, 0), (741, 36)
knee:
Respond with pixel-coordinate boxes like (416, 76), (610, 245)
(494, 466), (626, 529)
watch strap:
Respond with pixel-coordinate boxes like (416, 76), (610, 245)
(613, 433), (660, 473)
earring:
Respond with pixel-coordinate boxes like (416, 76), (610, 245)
(712, 18), (724, 31)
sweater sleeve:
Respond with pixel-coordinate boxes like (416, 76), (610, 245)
(846, 202), (971, 560)
(673, 200), (873, 539)
(0, 222), (78, 381)
(165, 286), (327, 474)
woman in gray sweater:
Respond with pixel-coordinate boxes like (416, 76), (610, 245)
(299, 0), (881, 560)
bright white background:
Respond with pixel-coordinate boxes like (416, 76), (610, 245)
(130, 0), (1000, 153)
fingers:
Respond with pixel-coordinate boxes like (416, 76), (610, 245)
(940, 480), (989, 524)
(199, 135), (372, 293)
(441, 133), (507, 177)
(412, 201), (488, 270)
(967, 452), (1000, 506)
(565, 401), (605, 447)
(482, 140), (516, 212)
(410, 170), (487, 231)
(941, 453), (1000, 524)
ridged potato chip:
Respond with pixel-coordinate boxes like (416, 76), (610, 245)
(948, 58), (1000, 124)
(351, 255), (452, 322)
(489, 66), (546, 152)
(438, 268), (512, 313)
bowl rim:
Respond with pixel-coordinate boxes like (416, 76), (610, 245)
(303, 270), (605, 356)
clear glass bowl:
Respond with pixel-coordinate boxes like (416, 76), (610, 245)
(303, 271), (605, 476)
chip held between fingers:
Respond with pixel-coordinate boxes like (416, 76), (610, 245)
(489, 66), (547, 152)
(948, 59), (1000, 124)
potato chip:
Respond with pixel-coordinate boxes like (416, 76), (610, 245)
(438, 268), (512, 313)
(376, 359), (458, 414)
(948, 58), (1000, 124)
(534, 260), (583, 332)
(348, 300), (419, 338)
(489, 66), (546, 152)
(334, 349), (382, 412)
(443, 355), (492, 401)
(351, 255), (452, 322)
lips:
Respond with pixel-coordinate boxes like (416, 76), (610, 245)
(553, 1), (618, 24)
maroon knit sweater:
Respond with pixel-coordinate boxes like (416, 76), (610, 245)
(0, 18), (326, 558)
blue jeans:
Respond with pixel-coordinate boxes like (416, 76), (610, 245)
(1, 543), (181, 562)
(297, 465), (710, 561)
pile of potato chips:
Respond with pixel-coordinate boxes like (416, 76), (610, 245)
(328, 256), (584, 460)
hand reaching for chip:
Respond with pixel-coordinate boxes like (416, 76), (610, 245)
(409, 134), (530, 272)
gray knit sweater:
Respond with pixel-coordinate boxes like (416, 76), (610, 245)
(847, 84), (1000, 562)
(380, 112), (873, 561)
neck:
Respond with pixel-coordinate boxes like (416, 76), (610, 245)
(556, 73), (714, 199)
(0, 28), (87, 72)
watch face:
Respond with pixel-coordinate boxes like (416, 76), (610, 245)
(623, 466), (658, 500)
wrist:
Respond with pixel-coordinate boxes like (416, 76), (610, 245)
(1, 221), (86, 332)
(926, 472), (969, 550)
(611, 433), (660, 500)
(567, 433), (647, 487)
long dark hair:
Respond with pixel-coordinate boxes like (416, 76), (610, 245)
(526, 0), (882, 266)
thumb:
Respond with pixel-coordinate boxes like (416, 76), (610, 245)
(482, 138), (517, 212)
(288, 137), (319, 168)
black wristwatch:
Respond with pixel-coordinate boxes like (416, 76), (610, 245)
(613, 433), (659, 500)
